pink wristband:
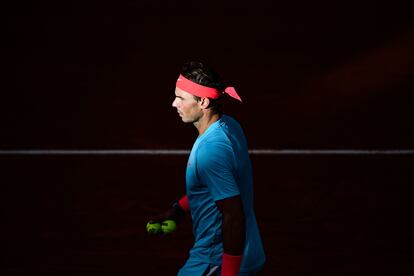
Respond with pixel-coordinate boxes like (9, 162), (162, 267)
(221, 253), (242, 276)
(178, 195), (190, 213)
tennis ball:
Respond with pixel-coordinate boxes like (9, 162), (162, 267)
(161, 220), (177, 234)
(146, 222), (161, 234)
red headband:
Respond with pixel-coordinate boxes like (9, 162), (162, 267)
(176, 74), (242, 102)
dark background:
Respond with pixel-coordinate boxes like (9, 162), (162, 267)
(2, 0), (414, 275)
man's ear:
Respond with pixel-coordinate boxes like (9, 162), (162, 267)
(199, 97), (210, 109)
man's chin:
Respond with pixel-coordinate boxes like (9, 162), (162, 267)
(181, 117), (194, 123)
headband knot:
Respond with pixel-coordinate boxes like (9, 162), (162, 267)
(224, 87), (242, 101)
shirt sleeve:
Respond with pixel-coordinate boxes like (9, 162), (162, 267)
(196, 141), (240, 201)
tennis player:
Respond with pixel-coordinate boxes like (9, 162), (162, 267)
(149, 61), (265, 275)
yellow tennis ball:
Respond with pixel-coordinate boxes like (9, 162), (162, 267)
(146, 222), (161, 234)
(161, 220), (176, 234)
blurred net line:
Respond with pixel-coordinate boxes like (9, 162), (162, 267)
(1, 149), (414, 155)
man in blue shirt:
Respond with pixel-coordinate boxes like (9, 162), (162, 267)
(149, 61), (265, 275)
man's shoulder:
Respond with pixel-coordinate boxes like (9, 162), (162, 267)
(195, 133), (232, 157)
(197, 137), (232, 155)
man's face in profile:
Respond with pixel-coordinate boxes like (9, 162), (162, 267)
(172, 87), (203, 123)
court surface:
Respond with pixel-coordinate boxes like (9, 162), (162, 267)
(3, 152), (414, 275)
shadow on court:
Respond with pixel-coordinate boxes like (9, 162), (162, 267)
(2, 154), (414, 275)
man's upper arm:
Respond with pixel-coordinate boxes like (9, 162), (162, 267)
(215, 194), (244, 217)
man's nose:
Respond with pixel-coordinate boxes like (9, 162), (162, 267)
(172, 98), (178, 108)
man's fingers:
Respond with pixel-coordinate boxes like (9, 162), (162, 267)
(148, 213), (169, 223)
(148, 217), (163, 224)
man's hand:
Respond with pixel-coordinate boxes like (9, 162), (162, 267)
(148, 205), (184, 225)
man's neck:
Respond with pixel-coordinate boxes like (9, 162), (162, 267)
(194, 112), (221, 136)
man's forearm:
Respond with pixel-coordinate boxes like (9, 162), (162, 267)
(216, 196), (246, 275)
(222, 212), (246, 255)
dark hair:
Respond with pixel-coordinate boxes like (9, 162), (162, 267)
(180, 61), (226, 112)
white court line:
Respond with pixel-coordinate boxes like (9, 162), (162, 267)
(0, 149), (414, 155)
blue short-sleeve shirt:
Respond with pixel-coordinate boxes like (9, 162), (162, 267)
(183, 115), (266, 274)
